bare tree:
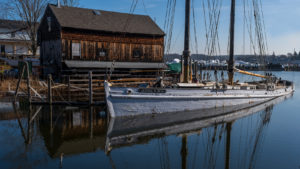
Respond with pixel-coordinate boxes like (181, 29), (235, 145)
(0, 0), (49, 56)
(0, 0), (79, 56)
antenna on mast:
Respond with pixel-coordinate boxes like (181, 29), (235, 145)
(57, 0), (61, 8)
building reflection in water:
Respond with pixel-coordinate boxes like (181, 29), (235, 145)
(8, 105), (107, 158)
(38, 106), (107, 158)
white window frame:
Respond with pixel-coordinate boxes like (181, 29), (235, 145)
(72, 42), (81, 59)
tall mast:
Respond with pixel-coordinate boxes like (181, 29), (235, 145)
(228, 0), (235, 85)
(182, 0), (191, 83)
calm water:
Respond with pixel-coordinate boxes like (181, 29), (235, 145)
(0, 71), (300, 169)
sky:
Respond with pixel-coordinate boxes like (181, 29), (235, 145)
(75, 0), (300, 55)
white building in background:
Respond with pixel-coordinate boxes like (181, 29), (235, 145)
(0, 19), (39, 57)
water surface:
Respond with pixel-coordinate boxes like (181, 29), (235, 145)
(0, 71), (299, 169)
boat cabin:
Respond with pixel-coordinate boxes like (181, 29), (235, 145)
(37, 4), (165, 79)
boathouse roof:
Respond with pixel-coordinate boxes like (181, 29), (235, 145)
(48, 4), (165, 36)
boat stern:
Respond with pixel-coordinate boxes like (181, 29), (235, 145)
(104, 81), (116, 118)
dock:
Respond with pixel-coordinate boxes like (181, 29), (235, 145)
(10, 61), (172, 106)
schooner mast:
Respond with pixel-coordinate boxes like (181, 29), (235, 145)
(182, 0), (236, 84)
(228, 0), (236, 85)
(182, 0), (191, 83)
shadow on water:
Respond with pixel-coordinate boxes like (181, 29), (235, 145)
(0, 93), (293, 169)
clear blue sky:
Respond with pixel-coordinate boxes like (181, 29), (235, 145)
(77, 0), (300, 55)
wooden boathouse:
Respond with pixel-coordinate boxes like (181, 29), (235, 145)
(37, 4), (165, 79)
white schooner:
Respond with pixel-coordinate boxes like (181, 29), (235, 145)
(105, 0), (294, 118)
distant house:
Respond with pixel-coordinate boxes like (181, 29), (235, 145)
(0, 19), (38, 58)
(38, 4), (165, 78)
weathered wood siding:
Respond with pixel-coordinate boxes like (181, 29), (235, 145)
(40, 40), (62, 78)
(61, 30), (164, 62)
(37, 6), (62, 78)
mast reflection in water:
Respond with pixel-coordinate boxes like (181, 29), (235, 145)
(0, 94), (293, 169)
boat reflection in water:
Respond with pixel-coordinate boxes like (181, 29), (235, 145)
(106, 94), (291, 168)
(3, 93), (291, 168)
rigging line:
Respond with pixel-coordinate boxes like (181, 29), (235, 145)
(248, 111), (270, 169)
(170, 25), (184, 52)
(164, 0), (171, 29)
(205, 0), (222, 57)
(237, 118), (245, 168)
(191, 133), (201, 169)
(244, 0), (256, 55)
(192, 0), (199, 55)
(212, 125), (225, 169)
(165, 0), (176, 54)
(240, 114), (255, 169)
(167, 0), (176, 54)
(211, 0), (219, 56)
(202, 0), (208, 54)
(208, 126), (219, 169)
(162, 138), (171, 169)
(207, 0), (213, 56)
(163, 0), (171, 52)
(163, 0), (170, 53)
(212, 0), (222, 56)
(108, 154), (117, 169)
(258, 0), (269, 54)
(252, 0), (267, 71)
(203, 129), (212, 168)
(123, 0), (139, 32)
(200, 129), (210, 169)
(257, 0), (268, 58)
(157, 139), (164, 169)
(141, 0), (148, 15)
(203, 127), (213, 168)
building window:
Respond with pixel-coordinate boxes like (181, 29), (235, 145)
(133, 48), (142, 58)
(11, 32), (15, 38)
(99, 48), (107, 57)
(47, 17), (51, 32)
(72, 43), (81, 59)
(0, 45), (5, 54)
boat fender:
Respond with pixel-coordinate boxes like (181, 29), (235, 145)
(126, 89), (133, 95)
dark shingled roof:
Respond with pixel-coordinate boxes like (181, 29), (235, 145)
(48, 4), (165, 36)
(0, 19), (27, 30)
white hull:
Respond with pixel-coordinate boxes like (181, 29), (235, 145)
(104, 82), (294, 118)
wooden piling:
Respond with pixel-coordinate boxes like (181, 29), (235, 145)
(195, 63), (199, 82)
(14, 63), (25, 101)
(68, 76), (70, 101)
(25, 62), (31, 105)
(50, 105), (53, 147)
(27, 105), (32, 144)
(89, 106), (93, 139)
(48, 74), (52, 105)
(89, 71), (93, 105)
(199, 64), (203, 81)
